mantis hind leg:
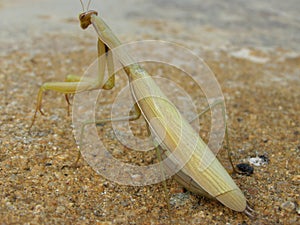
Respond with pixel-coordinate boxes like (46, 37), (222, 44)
(188, 100), (243, 174)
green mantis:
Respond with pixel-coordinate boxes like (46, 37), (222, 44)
(30, 0), (254, 217)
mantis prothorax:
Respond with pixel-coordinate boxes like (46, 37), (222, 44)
(30, 1), (254, 217)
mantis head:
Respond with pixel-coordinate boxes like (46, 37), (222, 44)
(79, 10), (98, 29)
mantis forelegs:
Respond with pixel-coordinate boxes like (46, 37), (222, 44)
(30, 39), (114, 130)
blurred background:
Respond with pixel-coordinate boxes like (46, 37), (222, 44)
(1, 0), (299, 53)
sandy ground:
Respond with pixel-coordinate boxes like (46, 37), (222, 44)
(1, 0), (299, 224)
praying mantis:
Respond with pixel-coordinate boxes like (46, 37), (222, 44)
(30, 0), (254, 217)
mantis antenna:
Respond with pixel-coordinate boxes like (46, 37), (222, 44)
(79, 0), (85, 12)
(86, 0), (92, 11)
(79, 0), (92, 12)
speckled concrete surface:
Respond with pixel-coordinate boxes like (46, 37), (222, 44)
(1, 1), (299, 224)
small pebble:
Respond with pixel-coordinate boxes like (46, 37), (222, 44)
(236, 163), (254, 176)
(296, 205), (300, 215)
(248, 154), (269, 166)
(56, 206), (66, 214)
(280, 201), (296, 212)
